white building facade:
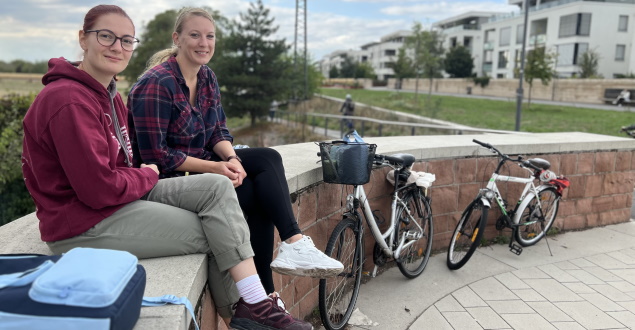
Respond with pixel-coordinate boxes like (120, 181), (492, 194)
(321, 0), (635, 80)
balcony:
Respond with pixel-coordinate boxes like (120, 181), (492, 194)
(528, 34), (547, 46)
(484, 42), (495, 50)
(442, 24), (481, 34)
(483, 63), (493, 72)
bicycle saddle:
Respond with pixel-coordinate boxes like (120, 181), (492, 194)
(527, 158), (551, 170)
(390, 153), (415, 168)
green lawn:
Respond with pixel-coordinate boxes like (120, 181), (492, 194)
(319, 88), (635, 137)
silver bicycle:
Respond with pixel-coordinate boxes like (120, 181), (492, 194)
(447, 139), (569, 270)
(317, 141), (434, 330)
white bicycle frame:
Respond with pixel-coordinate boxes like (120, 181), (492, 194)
(350, 182), (425, 276)
(480, 167), (551, 225)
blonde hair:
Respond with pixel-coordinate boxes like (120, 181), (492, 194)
(142, 7), (215, 77)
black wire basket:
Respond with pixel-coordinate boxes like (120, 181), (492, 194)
(318, 142), (377, 185)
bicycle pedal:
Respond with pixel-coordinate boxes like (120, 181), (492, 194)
(509, 243), (523, 255)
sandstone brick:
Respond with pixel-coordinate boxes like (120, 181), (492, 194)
(591, 195), (617, 213)
(302, 219), (330, 253)
(603, 172), (635, 194)
(586, 213), (600, 228)
(432, 213), (453, 235)
(294, 276), (316, 304)
(280, 285), (295, 307)
(595, 151), (616, 173)
(455, 158), (477, 183)
(564, 215), (586, 230)
(631, 150), (635, 170)
(316, 183), (343, 219)
(477, 157), (498, 182)
(430, 185), (459, 214)
(599, 209), (631, 226)
(433, 230), (454, 252)
(538, 154), (560, 175)
(458, 183), (480, 211)
(298, 288), (319, 322)
(412, 160), (429, 173)
(566, 175), (587, 199)
(297, 188), (317, 229)
(571, 198), (592, 216)
(584, 175), (604, 197)
(616, 151), (633, 172)
(427, 159), (455, 185)
(577, 153), (595, 174)
(559, 153), (577, 176)
(557, 199), (576, 217)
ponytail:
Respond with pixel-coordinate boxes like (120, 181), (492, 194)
(140, 47), (178, 78)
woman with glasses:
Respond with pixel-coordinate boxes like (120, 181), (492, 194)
(21, 5), (312, 330)
(127, 7), (343, 298)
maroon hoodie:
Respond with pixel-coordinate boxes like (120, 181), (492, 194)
(22, 58), (158, 242)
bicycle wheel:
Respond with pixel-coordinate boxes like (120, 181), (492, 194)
(395, 188), (433, 278)
(447, 199), (488, 270)
(514, 187), (560, 247)
(319, 216), (363, 330)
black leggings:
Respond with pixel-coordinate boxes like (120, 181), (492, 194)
(213, 147), (301, 293)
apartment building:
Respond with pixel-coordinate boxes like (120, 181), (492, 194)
(437, 0), (635, 78)
(433, 11), (502, 77)
(319, 30), (411, 80)
(321, 0), (634, 80)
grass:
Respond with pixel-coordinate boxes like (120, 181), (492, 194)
(319, 88), (635, 137)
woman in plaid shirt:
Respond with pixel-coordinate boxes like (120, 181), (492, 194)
(128, 8), (342, 299)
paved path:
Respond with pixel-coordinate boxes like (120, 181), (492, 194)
(319, 221), (635, 330)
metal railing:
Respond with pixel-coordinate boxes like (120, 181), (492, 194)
(271, 110), (520, 138)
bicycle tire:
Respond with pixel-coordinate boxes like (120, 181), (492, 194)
(395, 187), (433, 278)
(447, 199), (488, 270)
(318, 216), (363, 330)
(514, 187), (560, 247)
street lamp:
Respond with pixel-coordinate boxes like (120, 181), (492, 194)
(515, 0), (530, 131)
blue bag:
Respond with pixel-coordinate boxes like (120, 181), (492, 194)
(0, 247), (200, 330)
(0, 248), (146, 330)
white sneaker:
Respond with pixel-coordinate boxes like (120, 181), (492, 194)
(270, 236), (344, 278)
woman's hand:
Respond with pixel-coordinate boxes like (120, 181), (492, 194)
(141, 163), (160, 175)
(209, 161), (245, 188)
(227, 158), (247, 187)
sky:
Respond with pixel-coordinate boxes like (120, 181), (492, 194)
(0, 0), (519, 63)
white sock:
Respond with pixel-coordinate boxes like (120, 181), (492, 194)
(236, 274), (267, 304)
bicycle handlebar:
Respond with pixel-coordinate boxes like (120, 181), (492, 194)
(473, 139), (508, 159)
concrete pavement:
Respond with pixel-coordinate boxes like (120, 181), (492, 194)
(325, 220), (635, 330)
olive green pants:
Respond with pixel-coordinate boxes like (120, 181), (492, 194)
(48, 174), (254, 318)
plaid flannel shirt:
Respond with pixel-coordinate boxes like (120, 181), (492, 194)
(128, 56), (233, 177)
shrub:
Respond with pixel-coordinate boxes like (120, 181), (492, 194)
(0, 93), (35, 225)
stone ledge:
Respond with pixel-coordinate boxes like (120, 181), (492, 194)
(274, 132), (635, 195)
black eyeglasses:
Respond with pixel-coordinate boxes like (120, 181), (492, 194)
(84, 29), (139, 52)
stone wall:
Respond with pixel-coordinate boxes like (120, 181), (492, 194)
(324, 77), (635, 105)
(271, 132), (635, 321)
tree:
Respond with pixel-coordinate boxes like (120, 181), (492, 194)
(213, 0), (289, 126)
(578, 48), (601, 78)
(354, 62), (375, 79)
(524, 47), (555, 106)
(405, 22), (445, 102)
(122, 8), (228, 84)
(328, 66), (339, 79)
(388, 48), (416, 89)
(338, 56), (357, 78)
(444, 46), (474, 78)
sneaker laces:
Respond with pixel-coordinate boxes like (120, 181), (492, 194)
(268, 292), (287, 312)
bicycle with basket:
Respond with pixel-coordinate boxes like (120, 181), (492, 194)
(316, 131), (435, 330)
(447, 139), (570, 270)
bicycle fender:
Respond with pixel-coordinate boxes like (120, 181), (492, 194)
(480, 197), (491, 208)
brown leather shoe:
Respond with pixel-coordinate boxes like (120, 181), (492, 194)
(229, 297), (313, 330)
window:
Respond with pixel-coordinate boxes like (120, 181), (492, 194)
(616, 44), (626, 61)
(498, 50), (509, 68)
(384, 49), (396, 56)
(556, 43), (588, 66)
(516, 24), (524, 44)
(499, 27), (511, 46)
(484, 50), (493, 63)
(559, 13), (592, 37)
(619, 15), (628, 32)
